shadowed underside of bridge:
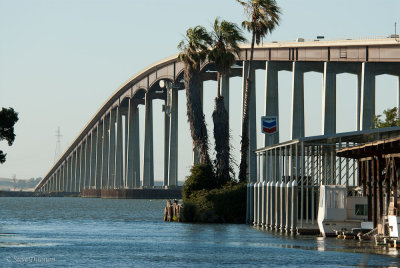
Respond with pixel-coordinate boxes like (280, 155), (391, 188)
(35, 38), (400, 193)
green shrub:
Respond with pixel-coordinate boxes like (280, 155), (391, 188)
(182, 164), (217, 201)
(182, 181), (247, 223)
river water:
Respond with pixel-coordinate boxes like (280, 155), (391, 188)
(1, 197), (399, 267)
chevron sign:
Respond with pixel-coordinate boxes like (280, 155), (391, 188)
(261, 116), (278, 135)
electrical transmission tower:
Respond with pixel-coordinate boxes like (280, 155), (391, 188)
(54, 127), (62, 163)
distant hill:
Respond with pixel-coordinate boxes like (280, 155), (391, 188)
(0, 177), (42, 191)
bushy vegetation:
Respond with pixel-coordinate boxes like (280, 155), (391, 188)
(182, 164), (218, 200)
(373, 107), (400, 128)
(182, 164), (247, 223)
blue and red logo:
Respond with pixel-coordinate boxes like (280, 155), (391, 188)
(261, 116), (278, 134)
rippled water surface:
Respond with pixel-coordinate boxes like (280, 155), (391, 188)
(1, 197), (400, 267)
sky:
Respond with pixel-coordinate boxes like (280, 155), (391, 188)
(0, 0), (399, 182)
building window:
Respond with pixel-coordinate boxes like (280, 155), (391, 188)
(355, 204), (368, 216)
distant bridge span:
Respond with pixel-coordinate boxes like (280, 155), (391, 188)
(35, 38), (400, 192)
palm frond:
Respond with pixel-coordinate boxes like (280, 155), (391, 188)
(238, 0), (281, 44)
(208, 18), (246, 75)
(177, 26), (212, 70)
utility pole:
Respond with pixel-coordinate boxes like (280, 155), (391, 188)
(54, 127), (62, 163)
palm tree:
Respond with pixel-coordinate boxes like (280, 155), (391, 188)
(237, 0), (281, 182)
(208, 18), (246, 184)
(178, 26), (213, 166)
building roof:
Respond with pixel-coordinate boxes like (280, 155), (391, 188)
(336, 134), (400, 159)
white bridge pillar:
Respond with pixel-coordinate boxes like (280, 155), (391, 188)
(221, 74), (230, 113)
(80, 141), (85, 191)
(126, 99), (141, 188)
(85, 135), (91, 190)
(143, 93), (154, 187)
(115, 106), (123, 188)
(264, 61), (279, 146)
(164, 97), (170, 187)
(72, 149), (77, 192)
(242, 61), (257, 182)
(168, 85), (179, 186)
(101, 117), (109, 189)
(360, 62), (376, 130)
(291, 62), (305, 139)
(108, 109), (116, 188)
(322, 62), (337, 135)
(398, 75), (400, 113)
(90, 130), (96, 189)
(95, 123), (102, 190)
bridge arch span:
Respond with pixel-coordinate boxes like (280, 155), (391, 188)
(35, 38), (400, 192)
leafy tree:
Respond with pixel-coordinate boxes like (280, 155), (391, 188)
(237, 0), (281, 182)
(0, 107), (19, 163)
(208, 18), (246, 184)
(373, 107), (400, 128)
(178, 26), (213, 166)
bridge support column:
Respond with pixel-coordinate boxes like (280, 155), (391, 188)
(397, 75), (400, 113)
(67, 160), (70, 192)
(322, 62), (336, 135)
(264, 61), (280, 180)
(242, 60), (257, 182)
(126, 99), (140, 188)
(61, 166), (64, 192)
(143, 94), (154, 187)
(49, 176), (52, 192)
(58, 166), (61, 192)
(68, 157), (72, 192)
(108, 109), (116, 188)
(126, 99), (134, 188)
(357, 72), (362, 131)
(58, 167), (61, 192)
(264, 61), (279, 146)
(115, 106), (123, 189)
(360, 62), (376, 130)
(168, 85), (178, 186)
(95, 123), (102, 190)
(85, 135), (91, 190)
(164, 98), (170, 187)
(64, 162), (68, 192)
(133, 103), (141, 187)
(90, 130), (97, 189)
(221, 74), (229, 113)
(62, 164), (66, 192)
(57, 169), (60, 192)
(78, 144), (84, 191)
(62, 166), (65, 192)
(72, 150), (77, 192)
(291, 62), (305, 139)
(101, 117), (109, 189)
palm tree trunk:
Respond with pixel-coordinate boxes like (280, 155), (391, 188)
(238, 31), (256, 182)
(213, 72), (230, 185)
(184, 65), (212, 166)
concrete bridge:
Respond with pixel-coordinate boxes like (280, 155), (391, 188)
(35, 37), (400, 193)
